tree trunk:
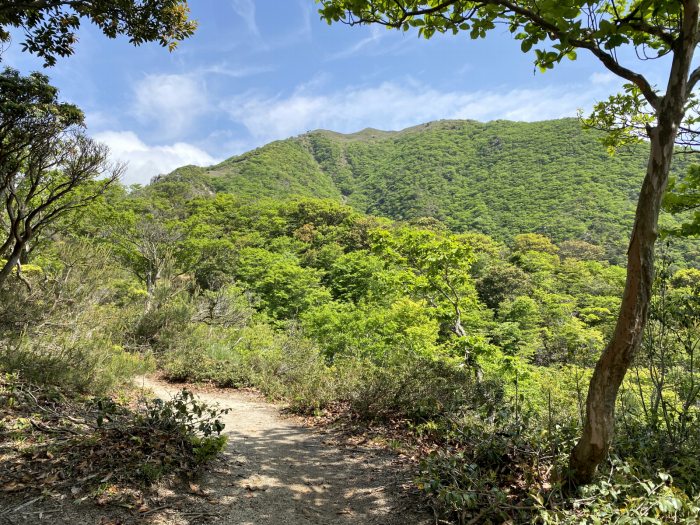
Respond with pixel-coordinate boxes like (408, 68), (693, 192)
(19, 244), (29, 265)
(568, 131), (670, 484)
(568, 1), (699, 485)
(0, 241), (24, 285)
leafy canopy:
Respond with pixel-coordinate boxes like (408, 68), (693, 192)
(0, 68), (120, 281)
(319, 1), (676, 76)
(664, 164), (700, 237)
(0, 0), (197, 66)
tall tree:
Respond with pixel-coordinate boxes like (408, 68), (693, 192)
(318, 0), (700, 485)
(0, 68), (120, 284)
(0, 0), (196, 66)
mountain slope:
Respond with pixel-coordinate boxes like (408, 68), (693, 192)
(157, 118), (690, 262)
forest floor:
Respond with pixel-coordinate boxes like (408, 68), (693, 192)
(0, 377), (432, 525)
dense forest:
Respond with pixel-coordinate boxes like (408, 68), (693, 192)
(2, 119), (700, 520)
(159, 119), (699, 266)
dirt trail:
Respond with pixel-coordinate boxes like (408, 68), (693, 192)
(134, 377), (432, 525)
(1, 378), (433, 524)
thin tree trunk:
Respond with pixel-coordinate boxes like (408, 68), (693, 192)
(568, 132), (670, 484)
(19, 244), (29, 264)
(0, 241), (24, 285)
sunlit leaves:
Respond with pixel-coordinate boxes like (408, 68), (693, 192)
(317, 1), (679, 73)
(0, 0), (197, 66)
(663, 165), (700, 237)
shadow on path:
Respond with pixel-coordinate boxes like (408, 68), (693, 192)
(140, 379), (432, 525)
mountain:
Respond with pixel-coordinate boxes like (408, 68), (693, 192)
(155, 118), (693, 263)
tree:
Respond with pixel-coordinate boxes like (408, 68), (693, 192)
(318, 0), (700, 485)
(0, 0), (196, 66)
(0, 68), (120, 285)
(234, 247), (331, 320)
(107, 212), (183, 296)
(374, 227), (481, 352)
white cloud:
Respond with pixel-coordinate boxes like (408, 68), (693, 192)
(222, 80), (599, 144)
(327, 26), (384, 60)
(590, 71), (618, 85)
(93, 130), (217, 185)
(326, 26), (418, 61)
(131, 73), (208, 138)
(231, 0), (260, 37)
(296, 0), (313, 40)
(84, 110), (119, 130)
(197, 63), (273, 78)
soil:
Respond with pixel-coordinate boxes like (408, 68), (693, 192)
(0, 377), (433, 525)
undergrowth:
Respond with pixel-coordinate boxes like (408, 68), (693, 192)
(0, 374), (228, 499)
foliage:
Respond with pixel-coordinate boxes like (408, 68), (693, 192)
(0, 68), (120, 283)
(2, 142), (699, 520)
(0, 242), (151, 394)
(664, 164), (700, 237)
(0, 0), (196, 66)
(154, 119), (695, 266)
(539, 462), (700, 524)
(234, 247), (330, 320)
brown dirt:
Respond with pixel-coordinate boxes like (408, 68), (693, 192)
(0, 377), (432, 525)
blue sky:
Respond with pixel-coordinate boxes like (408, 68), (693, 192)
(2, 0), (669, 185)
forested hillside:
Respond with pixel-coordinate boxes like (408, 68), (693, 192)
(158, 118), (695, 264)
(2, 82), (700, 521)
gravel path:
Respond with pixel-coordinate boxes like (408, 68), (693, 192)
(139, 377), (432, 525)
(1, 377), (432, 525)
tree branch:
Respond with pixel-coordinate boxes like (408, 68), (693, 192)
(495, 0), (661, 109)
(345, 0), (663, 109)
(687, 65), (700, 96)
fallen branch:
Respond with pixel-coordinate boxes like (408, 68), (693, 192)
(0, 496), (43, 516)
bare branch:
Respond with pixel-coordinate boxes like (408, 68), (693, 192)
(687, 65), (700, 96)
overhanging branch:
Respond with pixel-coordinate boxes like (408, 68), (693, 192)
(343, 0), (663, 110)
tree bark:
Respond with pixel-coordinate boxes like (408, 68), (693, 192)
(568, 126), (673, 484)
(569, 0), (699, 484)
(0, 240), (25, 285)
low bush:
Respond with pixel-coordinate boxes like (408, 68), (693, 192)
(0, 243), (151, 395)
(245, 327), (337, 413)
(539, 460), (700, 524)
(336, 354), (477, 422)
(0, 374), (229, 497)
(0, 335), (152, 395)
(416, 396), (700, 525)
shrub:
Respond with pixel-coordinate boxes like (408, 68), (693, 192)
(0, 242), (149, 394)
(0, 335), (152, 395)
(245, 327), (337, 413)
(337, 354), (476, 422)
(160, 324), (253, 387)
(538, 461), (700, 524)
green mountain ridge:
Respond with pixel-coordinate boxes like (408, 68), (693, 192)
(155, 118), (693, 263)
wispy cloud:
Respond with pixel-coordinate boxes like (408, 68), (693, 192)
(325, 26), (417, 61)
(327, 26), (384, 60)
(231, 0), (260, 38)
(222, 79), (602, 145)
(590, 72), (618, 85)
(131, 73), (209, 139)
(196, 62), (274, 78)
(293, 0), (313, 42)
(93, 130), (218, 185)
